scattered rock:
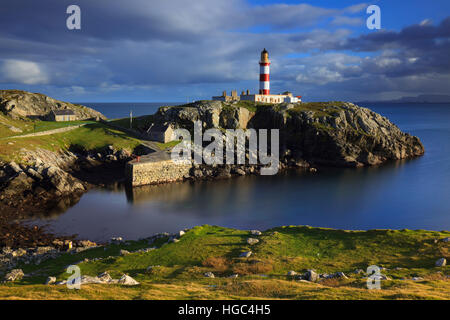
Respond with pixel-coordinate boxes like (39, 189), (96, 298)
(353, 269), (364, 274)
(330, 272), (348, 279)
(177, 230), (186, 237)
(435, 258), (447, 267)
(170, 238), (180, 243)
(4, 269), (24, 282)
(246, 238), (259, 245)
(412, 277), (423, 281)
(98, 272), (112, 283)
(228, 274), (239, 278)
(287, 271), (297, 276)
(118, 274), (139, 286)
(204, 272), (215, 278)
(304, 270), (319, 282)
(240, 251), (252, 258)
(250, 230), (262, 236)
(45, 276), (56, 285)
(120, 249), (130, 256)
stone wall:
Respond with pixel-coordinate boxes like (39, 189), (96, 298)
(126, 159), (192, 187)
(7, 124), (87, 139)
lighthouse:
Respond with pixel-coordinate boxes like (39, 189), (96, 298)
(259, 48), (270, 95)
(212, 48), (302, 104)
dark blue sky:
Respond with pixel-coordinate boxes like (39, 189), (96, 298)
(0, 0), (449, 102)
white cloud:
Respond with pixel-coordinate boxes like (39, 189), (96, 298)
(1, 59), (49, 84)
(331, 16), (364, 26)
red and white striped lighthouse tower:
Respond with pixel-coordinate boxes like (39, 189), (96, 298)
(259, 48), (270, 95)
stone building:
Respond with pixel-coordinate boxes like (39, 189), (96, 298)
(147, 122), (175, 143)
(48, 109), (77, 121)
(212, 90), (240, 102)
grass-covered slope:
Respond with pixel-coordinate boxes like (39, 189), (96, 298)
(2, 225), (448, 300)
(0, 122), (142, 164)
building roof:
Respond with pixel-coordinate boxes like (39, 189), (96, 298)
(52, 109), (75, 116)
(147, 122), (174, 133)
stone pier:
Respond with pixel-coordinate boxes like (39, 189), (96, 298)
(126, 156), (192, 187)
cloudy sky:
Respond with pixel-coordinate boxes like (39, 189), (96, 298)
(1, 0), (449, 102)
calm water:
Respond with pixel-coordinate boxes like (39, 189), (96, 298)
(30, 103), (450, 242)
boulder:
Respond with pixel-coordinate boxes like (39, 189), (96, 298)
(250, 230), (262, 236)
(240, 251), (252, 258)
(4, 269), (24, 282)
(435, 258), (447, 267)
(119, 249), (130, 256)
(45, 276), (56, 285)
(304, 270), (319, 282)
(246, 238), (259, 245)
(97, 272), (112, 283)
(118, 274), (139, 286)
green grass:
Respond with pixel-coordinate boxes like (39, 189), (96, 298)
(156, 140), (180, 150)
(287, 102), (345, 118)
(0, 122), (143, 163)
(2, 225), (448, 300)
(31, 120), (95, 133)
(109, 115), (155, 132)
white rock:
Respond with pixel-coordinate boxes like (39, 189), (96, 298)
(178, 230), (186, 237)
(120, 249), (130, 256)
(45, 276), (56, 285)
(118, 274), (140, 286)
(204, 272), (215, 278)
(228, 274), (239, 278)
(98, 272), (112, 283)
(247, 238), (259, 245)
(4, 269), (24, 282)
(240, 251), (252, 258)
(250, 230), (262, 236)
(287, 271), (297, 276)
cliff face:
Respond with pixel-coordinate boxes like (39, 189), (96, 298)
(156, 101), (425, 167)
(0, 90), (106, 120)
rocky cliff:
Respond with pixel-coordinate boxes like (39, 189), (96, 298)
(0, 90), (106, 120)
(155, 100), (424, 167)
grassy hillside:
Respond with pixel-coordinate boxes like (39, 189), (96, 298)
(0, 120), (143, 163)
(1, 225), (448, 300)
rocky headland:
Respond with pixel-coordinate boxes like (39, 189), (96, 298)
(155, 100), (424, 168)
(0, 90), (105, 121)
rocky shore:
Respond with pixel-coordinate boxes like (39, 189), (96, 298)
(0, 146), (132, 248)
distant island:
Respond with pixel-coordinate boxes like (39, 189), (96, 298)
(358, 94), (450, 104)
